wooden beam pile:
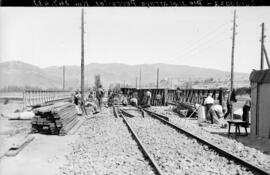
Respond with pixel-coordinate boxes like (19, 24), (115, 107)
(31, 102), (79, 135)
(174, 102), (197, 117)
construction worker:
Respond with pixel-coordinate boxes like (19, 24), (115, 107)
(130, 97), (138, 107)
(129, 92), (137, 107)
(122, 95), (128, 106)
(73, 90), (82, 115)
(141, 90), (152, 108)
(205, 96), (227, 127)
(156, 93), (162, 106)
(176, 87), (182, 101)
(96, 85), (104, 111)
(224, 89), (237, 119)
(85, 90), (99, 114)
(242, 99), (251, 123)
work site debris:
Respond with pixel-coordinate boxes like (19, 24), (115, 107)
(173, 102), (197, 117)
(31, 102), (79, 135)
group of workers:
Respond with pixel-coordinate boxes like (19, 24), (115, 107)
(201, 90), (251, 128)
(118, 88), (251, 128)
(120, 90), (153, 108)
(74, 86), (251, 128)
(73, 85), (105, 115)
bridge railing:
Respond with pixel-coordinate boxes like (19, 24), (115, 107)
(23, 90), (72, 108)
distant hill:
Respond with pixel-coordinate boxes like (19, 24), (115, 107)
(0, 61), (250, 89)
(0, 61), (59, 89)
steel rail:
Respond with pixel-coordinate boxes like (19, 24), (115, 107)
(167, 102), (176, 106)
(143, 108), (270, 175)
(121, 109), (136, 118)
(112, 106), (119, 118)
(137, 106), (169, 121)
(117, 109), (164, 175)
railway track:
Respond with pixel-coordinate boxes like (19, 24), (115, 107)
(144, 109), (270, 175)
(118, 106), (270, 175)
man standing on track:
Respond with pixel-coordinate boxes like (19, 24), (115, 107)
(96, 85), (104, 111)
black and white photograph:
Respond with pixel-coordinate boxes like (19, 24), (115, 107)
(0, 5), (270, 175)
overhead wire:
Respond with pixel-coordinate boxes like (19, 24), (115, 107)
(168, 26), (231, 62)
(177, 36), (230, 62)
(167, 20), (231, 61)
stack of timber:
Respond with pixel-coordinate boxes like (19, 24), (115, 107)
(174, 102), (197, 117)
(31, 102), (79, 135)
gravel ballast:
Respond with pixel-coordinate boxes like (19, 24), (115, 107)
(149, 106), (270, 174)
(125, 110), (256, 175)
(59, 109), (154, 175)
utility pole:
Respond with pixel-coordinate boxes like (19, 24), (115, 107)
(261, 23), (265, 70)
(230, 10), (237, 120)
(81, 9), (85, 103)
(62, 65), (65, 90)
(136, 77), (138, 89)
(156, 68), (159, 89)
(263, 44), (270, 68)
(139, 68), (141, 89)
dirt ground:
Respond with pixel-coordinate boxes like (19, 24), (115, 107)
(0, 134), (78, 175)
(1, 100), (269, 175)
(0, 100), (31, 158)
(0, 100), (82, 175)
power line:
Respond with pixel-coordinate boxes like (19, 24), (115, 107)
(171, 28), (230, 61)
(167, 20), (230, 61)
(177, 36), (229, 61)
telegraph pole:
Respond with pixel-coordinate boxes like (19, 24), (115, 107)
(156, 68), (159, 89)
(230, 10), (236, 120)
(263, 45), (270, 68)
(136, 77), (138, 89)
(81, 9), (85, 103)
(261, 23), (265, 70)
(62, 65), (65, 90)
(139, 68), (141, 89)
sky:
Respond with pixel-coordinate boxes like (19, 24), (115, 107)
(0, 7), (270, 73)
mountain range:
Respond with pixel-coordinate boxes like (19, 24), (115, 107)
(0, 61), (250, 90)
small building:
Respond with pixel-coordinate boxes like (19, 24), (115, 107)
(249, 69), (270, 139)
